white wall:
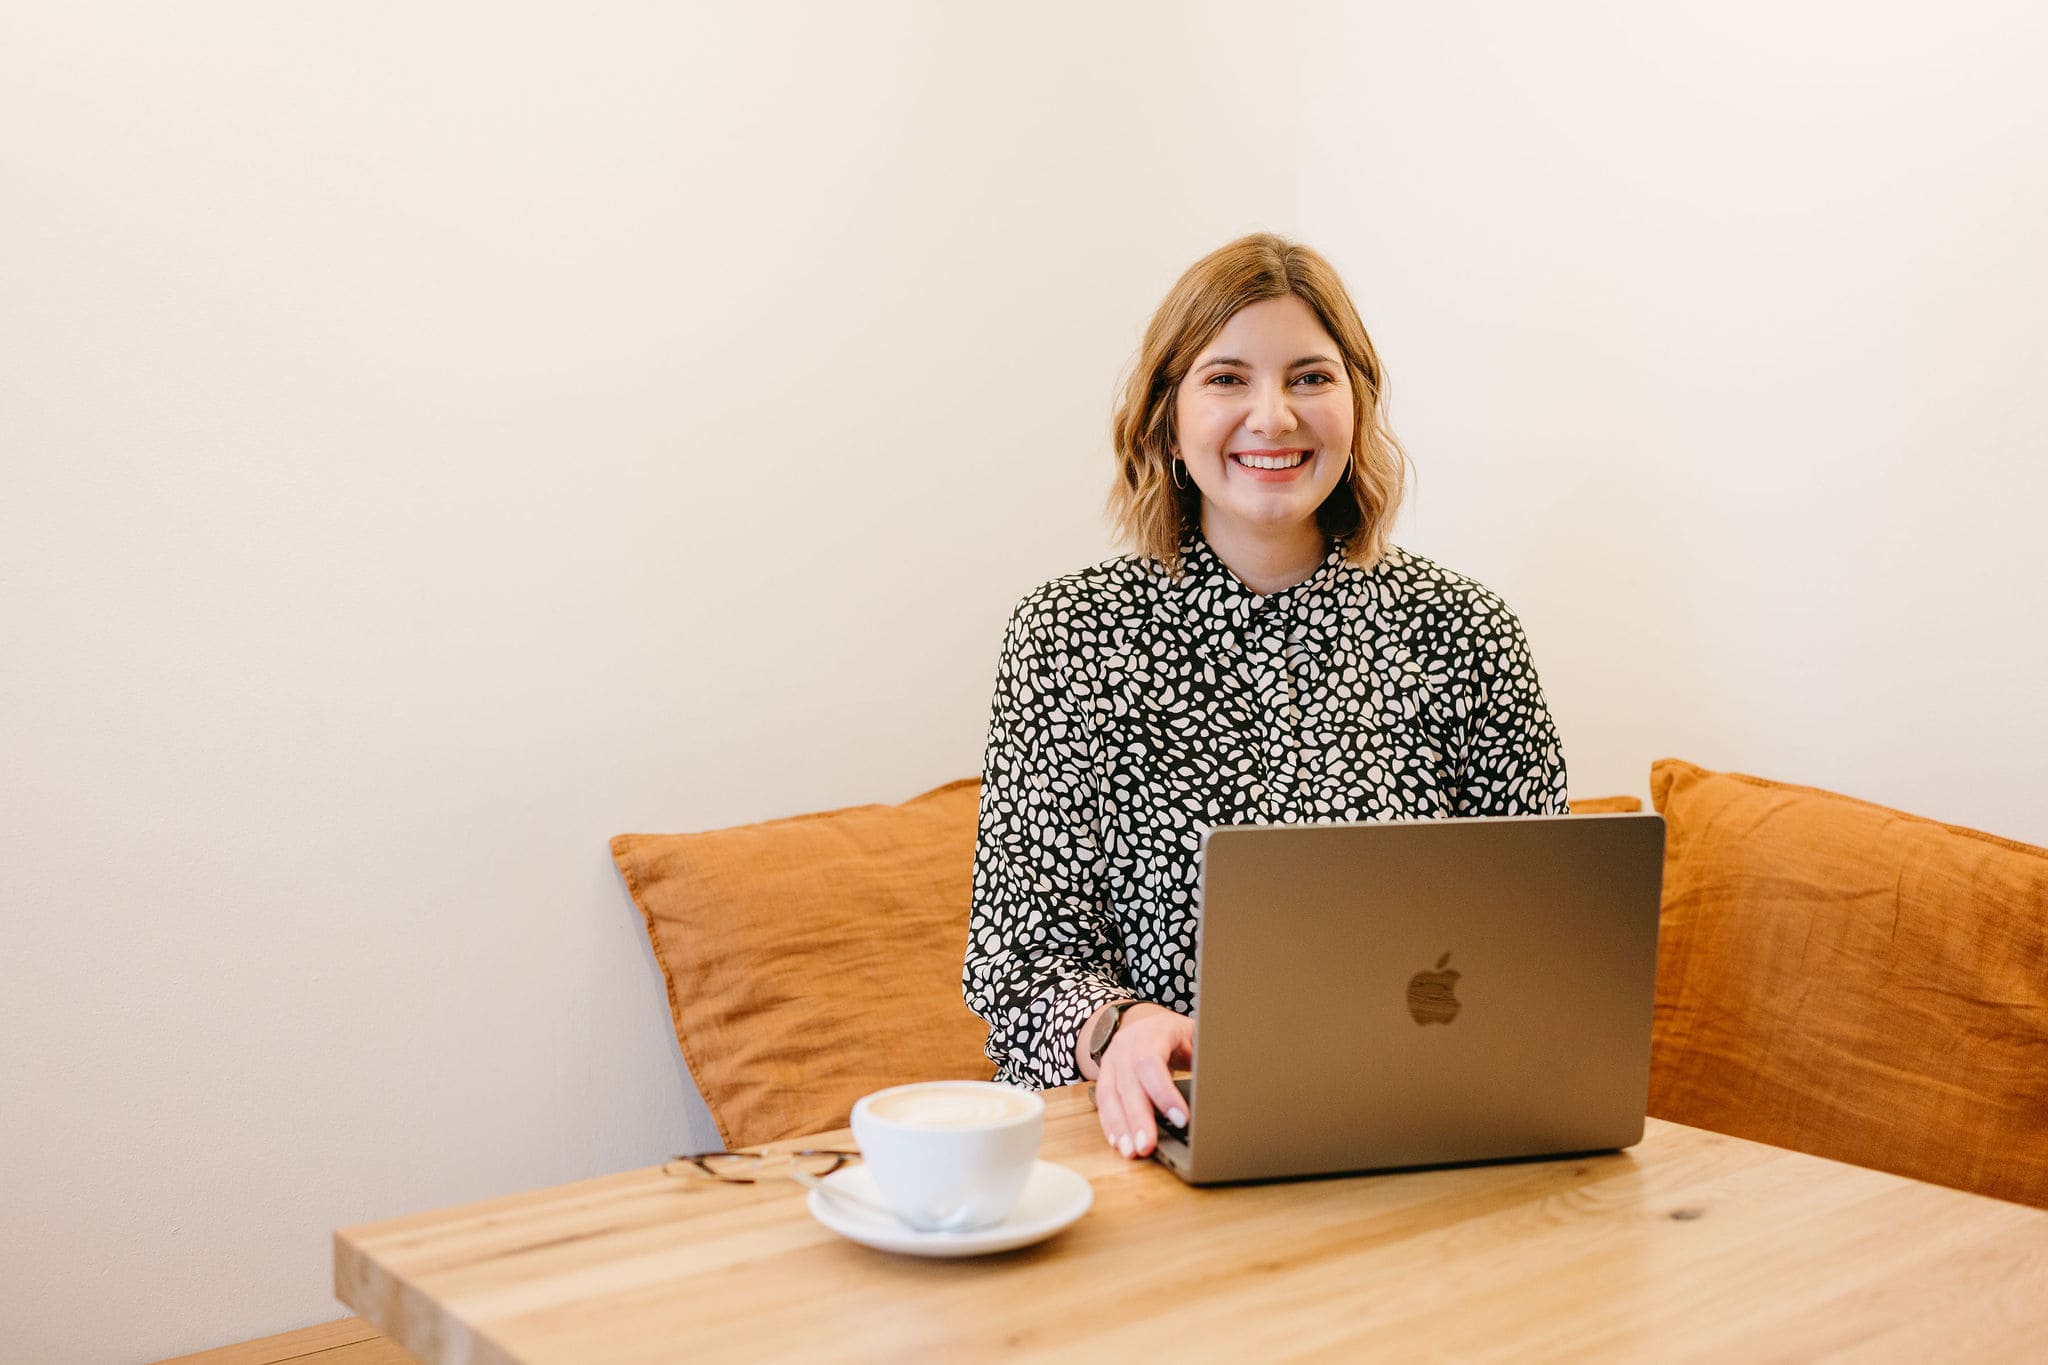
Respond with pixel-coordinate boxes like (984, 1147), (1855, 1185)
(1299, 0), (2048, 843)
(0, 5), (1294, 1360)
(7, 2), (2046, 1361)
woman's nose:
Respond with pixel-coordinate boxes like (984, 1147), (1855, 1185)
(1248, 384), (1298, 438)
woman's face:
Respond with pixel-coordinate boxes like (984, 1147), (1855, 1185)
(1173, 294), (1354, 559)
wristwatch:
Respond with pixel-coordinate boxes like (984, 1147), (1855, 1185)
(1086, 1000), (1145, 1068)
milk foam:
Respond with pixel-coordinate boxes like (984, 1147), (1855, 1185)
(867, 1087), (1033, 1128)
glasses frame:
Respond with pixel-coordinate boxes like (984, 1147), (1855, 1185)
(662, 1149), (862, 1184)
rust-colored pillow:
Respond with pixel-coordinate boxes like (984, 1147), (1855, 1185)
(1569, 795), (1643, 814)
(611, 778), (994, 1150)
(1648, 758), (2048, 1207)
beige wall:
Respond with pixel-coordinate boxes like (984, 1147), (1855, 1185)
(1299, 0), (2048, 844)
(0, 5), (1294, 1359)
(5, 2), (2044, 1361)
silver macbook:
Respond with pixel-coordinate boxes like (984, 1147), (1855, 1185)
(1127, 812), (1665, 1185)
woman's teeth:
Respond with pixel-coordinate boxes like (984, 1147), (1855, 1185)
(1237, 452), (1306, 470)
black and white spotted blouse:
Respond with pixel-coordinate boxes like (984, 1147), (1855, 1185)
(961, 534), (1568, 1089)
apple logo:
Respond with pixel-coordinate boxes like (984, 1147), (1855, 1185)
(1407, 952), (1462, 1025)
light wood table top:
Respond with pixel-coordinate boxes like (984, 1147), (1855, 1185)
(336, 1085), (2048, 1363)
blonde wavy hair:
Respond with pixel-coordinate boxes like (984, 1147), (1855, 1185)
(1108, 233), (1410, 571)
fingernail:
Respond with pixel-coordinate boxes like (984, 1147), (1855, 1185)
(1118, 1135), (1133, 1158)
(1168, 1109), (1186, 1127)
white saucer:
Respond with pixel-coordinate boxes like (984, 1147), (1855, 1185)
(806, 1160), (1092, 1258)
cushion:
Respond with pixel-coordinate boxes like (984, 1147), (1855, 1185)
(1648, 758), (2048, 1207)
(1568, 795), (1643, 814)
(612, 778), (994, 1150)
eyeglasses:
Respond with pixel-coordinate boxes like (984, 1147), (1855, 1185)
(663, 1149), (862, 1185)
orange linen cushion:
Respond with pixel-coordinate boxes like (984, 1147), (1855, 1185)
(612, 778), (994, 1150)
(1568, 795), (1643, 814)
(1648, 758), (2048, 1207)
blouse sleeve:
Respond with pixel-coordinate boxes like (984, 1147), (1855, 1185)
(962, 599), (1130, 1089)
(1454, 599), (1570, 816)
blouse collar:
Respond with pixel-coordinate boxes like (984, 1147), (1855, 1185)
(1154, 534), (1372, 659)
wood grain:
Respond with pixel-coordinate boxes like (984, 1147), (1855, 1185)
(154, 1316), (418, 1365)
(336, 1086), (2048, 1363)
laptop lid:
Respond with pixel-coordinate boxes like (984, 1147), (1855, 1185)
(1156, 812), (1665, 1185)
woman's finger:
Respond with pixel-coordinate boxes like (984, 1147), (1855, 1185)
(1114, 1064), (1163, 1162)
(1113, 1060), (1155, 1157)
(1134, 1052), (1187, 1140)
(1093, 1071), (1129, 1154)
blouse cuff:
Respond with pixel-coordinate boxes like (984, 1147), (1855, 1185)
(1043, 980), (1134, 1087)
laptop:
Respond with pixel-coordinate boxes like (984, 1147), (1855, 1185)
(1116, 811), (1665, 1185)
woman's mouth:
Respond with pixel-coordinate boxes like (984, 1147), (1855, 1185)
(1230, 449), (1313, 479)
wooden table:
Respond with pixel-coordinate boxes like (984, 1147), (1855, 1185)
(336, 1085), (2048, 1362)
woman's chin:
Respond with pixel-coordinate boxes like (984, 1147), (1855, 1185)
(1202, 505), (1330, 546)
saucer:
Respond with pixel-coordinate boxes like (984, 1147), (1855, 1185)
(806, 1160), (1092, 1258)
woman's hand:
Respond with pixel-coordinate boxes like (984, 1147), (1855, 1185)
(1092, 1003), (1194, 1159)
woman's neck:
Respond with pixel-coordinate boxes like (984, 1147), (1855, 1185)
(1199, 517), (1329, 595)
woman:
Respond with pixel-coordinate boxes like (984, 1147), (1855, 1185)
(962, 234), (1567, 1161)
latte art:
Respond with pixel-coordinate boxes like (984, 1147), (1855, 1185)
(866, 1086), (1036, 1129)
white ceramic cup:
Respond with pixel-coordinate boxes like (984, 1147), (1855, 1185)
(849, 1081), (1044, 1233)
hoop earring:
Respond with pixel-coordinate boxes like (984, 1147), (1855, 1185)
(1171, 460), (1188, 491)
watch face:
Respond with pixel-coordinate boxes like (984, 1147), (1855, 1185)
(1087, 1010), (1115, 1062)
(1090, 1001), (1133, 1063)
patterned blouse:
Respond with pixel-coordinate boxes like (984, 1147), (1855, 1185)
(962, 534), (1569, 1089)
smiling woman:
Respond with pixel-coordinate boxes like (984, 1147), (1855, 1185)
(960, 233), (1569, 1165)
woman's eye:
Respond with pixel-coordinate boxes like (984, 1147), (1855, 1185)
(1200, 371), (1336, 388)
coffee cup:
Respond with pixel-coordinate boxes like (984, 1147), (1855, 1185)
(849, 1081), (1043, 1233)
